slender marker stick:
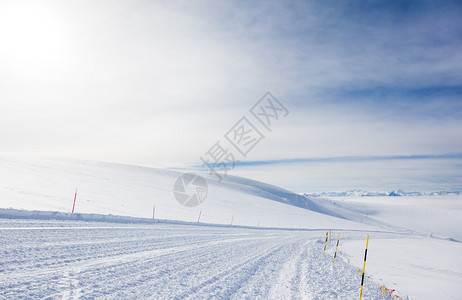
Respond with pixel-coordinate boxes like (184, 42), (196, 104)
(323, 230), (329, 258)
(72, 189), (77, 214)
(359, 235), (369, 300)
(197, 210), (202, 223)
(333, 233), (341, 266)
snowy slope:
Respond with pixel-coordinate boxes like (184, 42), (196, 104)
(340, 235), (462, 300)
(0, 153), (372, 230)
(1, 153), (462, 299)
(316, 195), (462, 300)
(329, 195), (462, 241)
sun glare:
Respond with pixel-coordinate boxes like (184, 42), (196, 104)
(0, 2), (66, 71)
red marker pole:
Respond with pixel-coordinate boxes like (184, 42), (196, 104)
(152, 205), (156, 220)
(197, 210), (202, 223)
(71, 189), (77, 214)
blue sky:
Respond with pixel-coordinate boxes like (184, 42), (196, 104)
(0, 0), (461, 192)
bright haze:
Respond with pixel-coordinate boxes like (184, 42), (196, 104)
(1, 0), (461, 193)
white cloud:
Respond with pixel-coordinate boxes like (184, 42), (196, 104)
(0, 0), (461, 191)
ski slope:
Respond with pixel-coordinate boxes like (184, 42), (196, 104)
(1, 153), (461, 299)
(0, 153), (379, 230)
(0, 219), (392, 299)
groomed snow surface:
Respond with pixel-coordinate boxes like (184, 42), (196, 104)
(1, 154), (461, 299)
(0, 220), (387, 299)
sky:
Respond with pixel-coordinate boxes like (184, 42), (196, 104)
(0, 0), (461, 193)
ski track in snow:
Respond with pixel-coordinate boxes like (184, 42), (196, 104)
(0, 220), (388, 299)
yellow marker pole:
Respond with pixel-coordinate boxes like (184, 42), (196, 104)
(322, 230), (329, 258)
(359, 235), (369, 300)
(332, 233), (341, 266)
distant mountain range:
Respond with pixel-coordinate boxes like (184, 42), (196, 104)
(304, 189), (461, 197)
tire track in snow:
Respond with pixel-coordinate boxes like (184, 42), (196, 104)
(268, 239), (314, 300)
(75, 237), (280, 299)
(176, 241), (287, 299)
(0, 221), (387, 299)
(1, 225), (280, 299)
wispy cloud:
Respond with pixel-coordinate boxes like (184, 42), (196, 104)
(0, 0), (461, 191)
(225, 153), (462, 168)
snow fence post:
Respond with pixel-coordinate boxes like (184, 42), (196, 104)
(332, 233), (341, 266)
(359, 235), (369, 300)
(231, 215), (234, 226)
(197, 210), (202, 223)
(71, 189), (78, 214)
(152, 205), (155, 220)
(322, 230), (329, 258)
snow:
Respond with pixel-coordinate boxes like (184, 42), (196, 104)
(341, 236), (462, 300)
(0, 153), (371, 230)
(1, 153), (461, 299)
(329, 195), (462, 241)
(0, 219), (387, 299)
